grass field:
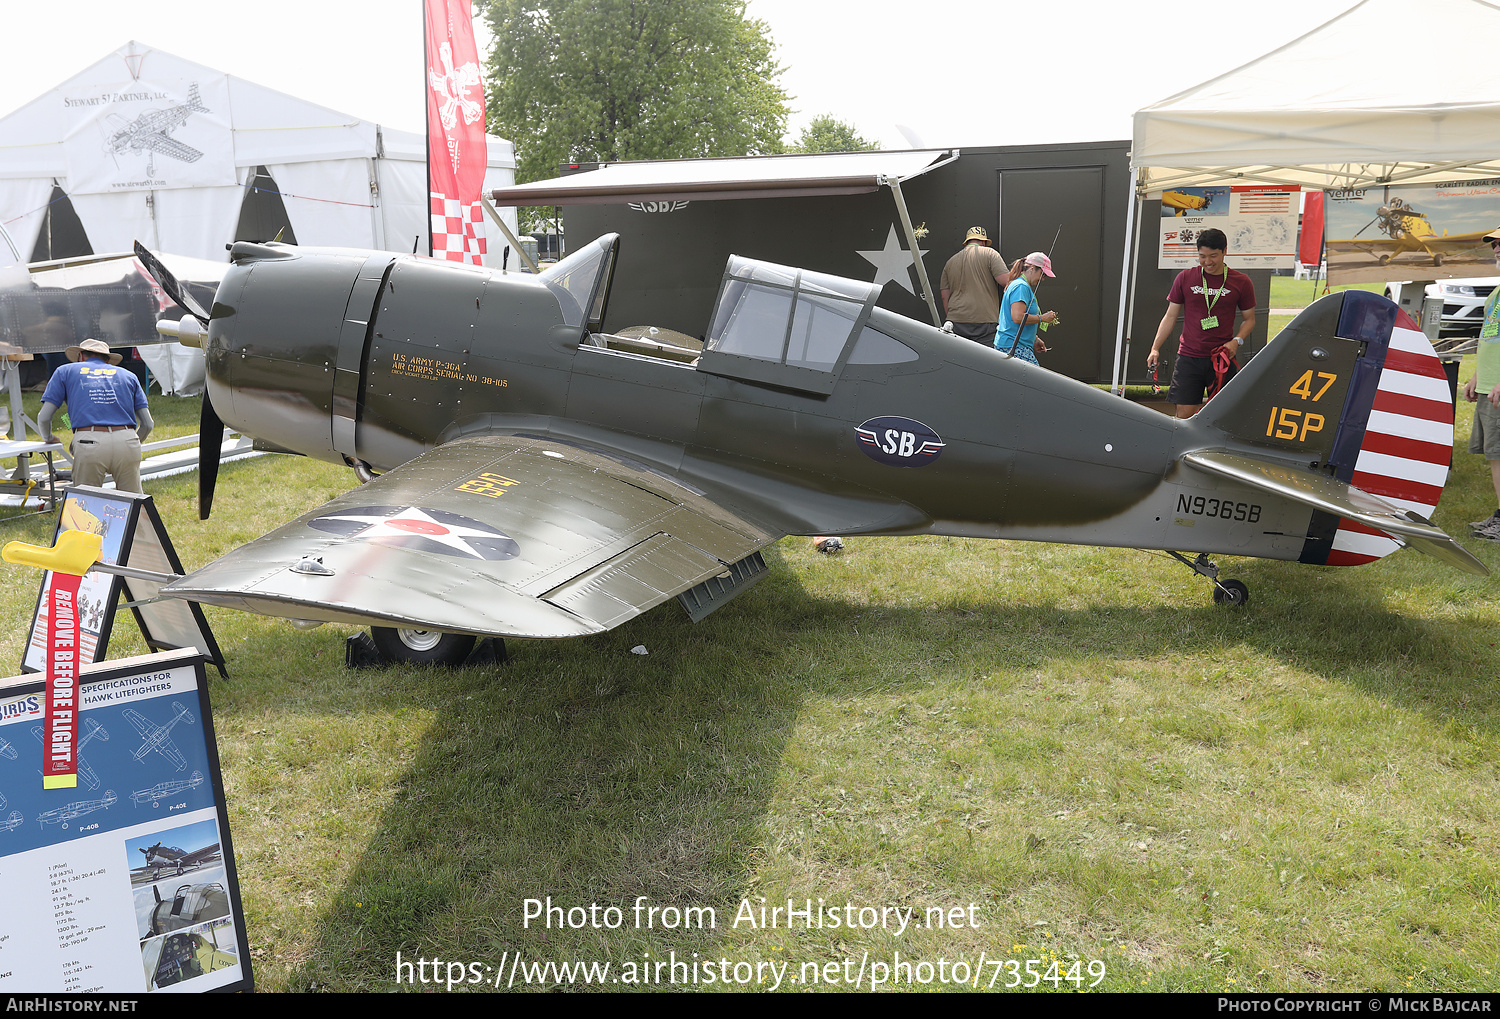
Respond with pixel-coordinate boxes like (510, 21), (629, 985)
(3, 373), (1499, 993)
(1268, 277), (1384, 310)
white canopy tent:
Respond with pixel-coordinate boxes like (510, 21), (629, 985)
(0, 41), (517, 262)
(0, 41), (517, 393)
(1116, 0), (1500, 390)
(1133, 0), (1500, 193)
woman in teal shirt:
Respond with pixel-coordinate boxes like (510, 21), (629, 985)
(993, 251), (1058, 365)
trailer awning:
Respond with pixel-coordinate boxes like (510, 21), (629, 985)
(489, 149), (956, 206)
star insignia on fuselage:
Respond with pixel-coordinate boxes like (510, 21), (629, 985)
(307, 506), (520, 561)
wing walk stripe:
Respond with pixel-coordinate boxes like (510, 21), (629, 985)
(1381, 347), (1449, 379)
(1374, 368), (1453, 403)
(1358, 430), (1454, 466)
(1331, 527), (1401, 556)
(1365, 408), (1453, 446)
(1350, 470), (1443, 506)
(1337, 518), (1399, 539)
(1324, 548), (1382, 566)
(1370, 389), (1451, 423)
(1388, 325), (1443, 354)
(1351, 449), (1449, 488)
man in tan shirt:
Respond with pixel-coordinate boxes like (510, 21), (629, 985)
(940, 226), (1010, 344)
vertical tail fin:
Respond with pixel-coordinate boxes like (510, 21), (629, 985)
(1194, 290), (1455, 567)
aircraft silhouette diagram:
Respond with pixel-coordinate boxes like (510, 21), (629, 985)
(37, 790), (115, 827)
(134, 233), (1484, 666)
(124, 702), (194, 772)
(31, 719), (108, 790)
(132, 770), (205, 806)
(104, 82), (209, 177)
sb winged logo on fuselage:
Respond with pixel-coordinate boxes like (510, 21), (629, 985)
(307, 506), (521, 561)
(855, 416), (946, 467)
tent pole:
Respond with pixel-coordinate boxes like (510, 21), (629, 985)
(482, 197), (539, 272)
(1111, 185), (1143, 396)
(884, 176), (941, 327)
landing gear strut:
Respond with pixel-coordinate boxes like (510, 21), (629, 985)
(1165, 551), (1250, 608)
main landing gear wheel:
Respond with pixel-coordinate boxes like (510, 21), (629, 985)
(1212, 579), (1250, 608)
(370, 626), (476, 666)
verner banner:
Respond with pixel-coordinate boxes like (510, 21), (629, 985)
(426, 0), (487, 264)
(61, 75), (235, 194)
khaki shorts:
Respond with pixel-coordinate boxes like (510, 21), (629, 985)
(1470, 398), (1500, 458)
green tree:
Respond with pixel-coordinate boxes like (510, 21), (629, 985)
(790, 114), (879, 154)
(487, 0), (790, 185)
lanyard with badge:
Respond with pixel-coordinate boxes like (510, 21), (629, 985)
(1200, 266), (1229, 331)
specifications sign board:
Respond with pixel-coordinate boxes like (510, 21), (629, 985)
(0, 649), (252, 993)
(1158, 185), (1297, 269)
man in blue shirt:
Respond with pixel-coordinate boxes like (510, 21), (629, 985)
(39, 338), (154, 494)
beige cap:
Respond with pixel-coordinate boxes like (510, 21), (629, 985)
(65, 338), (123, 365)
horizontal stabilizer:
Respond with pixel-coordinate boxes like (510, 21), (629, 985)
(1182, 449), (1488, 577)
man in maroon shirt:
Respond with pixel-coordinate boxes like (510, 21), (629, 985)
(1145, 228), (1256, 419)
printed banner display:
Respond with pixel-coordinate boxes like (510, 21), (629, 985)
(426, 0), (488, 264)
(61, 75), (236, 195)
(1324, 180), (1500, 285)
(1158, 186), (1297, 270)
(0, 650), (253, 992)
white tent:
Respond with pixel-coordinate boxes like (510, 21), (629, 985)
(1117, 0), (1500, 390)
(1132, 0), (1500, 192)
(0, 40), (517, 264)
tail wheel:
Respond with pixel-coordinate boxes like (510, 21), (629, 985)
(370, 626), (475, 666)
(1212, 579), (1249, 608)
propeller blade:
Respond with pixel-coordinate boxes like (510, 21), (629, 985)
(133, 241), (210, 325)
(199, 394), (224, 520)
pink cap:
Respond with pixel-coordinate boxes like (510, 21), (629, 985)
(1024, 251), (1055, 278)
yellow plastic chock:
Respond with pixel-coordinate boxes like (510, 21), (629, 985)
(2, 529), (103, 576)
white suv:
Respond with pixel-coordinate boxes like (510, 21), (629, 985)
(1385, 278), (1498, 336)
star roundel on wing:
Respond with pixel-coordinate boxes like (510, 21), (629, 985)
(307, 506), (520, 560)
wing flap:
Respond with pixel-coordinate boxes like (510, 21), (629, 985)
(163, 435), (781, 638)
(542, 532), (727, 629)
(1182, 449), (1487, 576)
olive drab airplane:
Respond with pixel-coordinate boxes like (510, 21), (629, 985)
(135, 234), (1485, 666)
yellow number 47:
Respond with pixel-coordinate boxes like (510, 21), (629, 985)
(1289, 370), (1337, 401)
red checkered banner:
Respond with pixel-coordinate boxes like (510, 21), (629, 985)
(425, 0), (487, 264)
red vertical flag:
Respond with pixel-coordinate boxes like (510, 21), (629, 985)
(426, 0), (488, 264)
(1299, 192), (1325, 268)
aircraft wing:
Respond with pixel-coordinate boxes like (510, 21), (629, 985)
(182, 842), (221, 868)
(154, 739), (188, 772)
(162, 435), (783, 638)
(1181, 449), (1487, 576)
(141, 133), (203, 163)
(1327, 232), (1492, 251)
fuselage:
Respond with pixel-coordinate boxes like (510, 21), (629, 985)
(202, 240), (1318, 562)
